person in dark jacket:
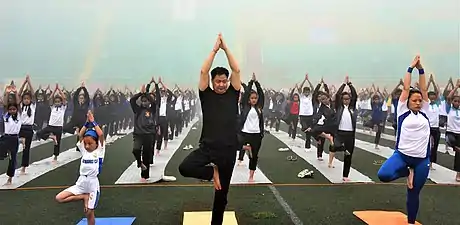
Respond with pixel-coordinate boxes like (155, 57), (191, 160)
(332, 76), (358, 181)
(237, 73), (264, 182)
(129, 79), (160, 182)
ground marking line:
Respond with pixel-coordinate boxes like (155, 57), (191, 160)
(9, 181), (458, 191)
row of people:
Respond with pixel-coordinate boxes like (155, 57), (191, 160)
(0, 75), (198, 185)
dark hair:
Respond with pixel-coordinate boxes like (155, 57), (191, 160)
(341, 92), (350, 97)
(427, 91), (436, 96)
(210, 67), (229, 79)
(54, 95), (63, 102)
(407, 89), (423, 108)
(5, 103), (19, 122)
(302, 87), (310, 93)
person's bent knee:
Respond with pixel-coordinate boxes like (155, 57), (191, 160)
(377, 168), (392, 182)
(179, 161), (191, 177)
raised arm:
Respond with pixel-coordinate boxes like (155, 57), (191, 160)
(400, 56), (420, 102)
(447, 79), (460, 101)
(416, 57), (428, 102)
(199, 35), (221, 91)
(220, 34), (241, 91)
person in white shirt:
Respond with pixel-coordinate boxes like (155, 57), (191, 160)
(154, 79), (169, 153)
(426, 74), (442, 170)
(36, 84), (67, 163)
(332, 76), (358, 182)
(237, 73), (264, 183)
(17, 76), (36, 174)
(0, 102), (22, 185)
(377, 56), (430, 225)
(297, 73), (315, 149)
(55, 111), (104, 225)
(445, 79), (460, 181)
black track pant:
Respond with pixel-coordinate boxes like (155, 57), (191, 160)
(334, 130), (356, 178)
(36, 125), (63, 156)
(430, 128), (441, 163)
(299, 115), (313, 148)
(132, 133), (155, 179)
(179, 145), (237, 225)
(0, 135), (19, 177)
(19, 125), (34, 167)
(155, 116), (168, 150)
(237, 132), (262, 170)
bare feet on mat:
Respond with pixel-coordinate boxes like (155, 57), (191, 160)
(407, 168), (414, 189)
(20, 167), (26, 175)
(342, 177), (350, 182)
(52, 156), (58, 164)
(212, 165), (222, 190)
(3, 177), (12, 186)
(140, 178), (147, 183)
(328, 164), (335, 168)
(237, 160), (243, 166)
(248, 178), (255, 183)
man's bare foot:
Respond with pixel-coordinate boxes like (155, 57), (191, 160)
(83, 194), (89, 213)
(164, 142), (168, 150)
(212, 165), (222, 190)
(140, 178), (147, 183)
(343, 177), (350, 182)
(248, 177), (255, 183)
(407, 168), (414, 189)
(20, 167), (27, 175)
(328, 164), (335, 168)
(237, 160), (243, 166)
(156, 150), (160, 156)
(52, 156), (58, 164)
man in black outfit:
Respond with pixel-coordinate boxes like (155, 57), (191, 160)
(179, 33), (241, 225)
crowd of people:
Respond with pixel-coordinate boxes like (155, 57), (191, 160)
(0, 34), (459, 225)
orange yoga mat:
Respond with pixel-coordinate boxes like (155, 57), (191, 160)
(183, 211), (238, 225)
(353, 211), (422, 225)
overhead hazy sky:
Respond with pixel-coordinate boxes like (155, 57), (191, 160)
(0, 0), (459, 89)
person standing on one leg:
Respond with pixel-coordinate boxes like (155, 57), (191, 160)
(333, 76), (358, 182)
(130, 80), (160, 182)
(445, 79), (460, 181)
(179, 33), (241, 225)
(377, 55), (430, 225)
(1, 101), (21, 186)
(155, 79), (169, 153)
(36, 84), (67, 163)
(17, 75), (36, 174)
(238, 72), (264, 182)
(425, 74), (441, 170)
(297, 73), (315, 149)
(55, 110), (105, 225)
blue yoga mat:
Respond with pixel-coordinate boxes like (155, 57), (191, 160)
(76, 217), (136, 225)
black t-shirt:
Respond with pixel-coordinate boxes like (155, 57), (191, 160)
(199, 84), (240, 149)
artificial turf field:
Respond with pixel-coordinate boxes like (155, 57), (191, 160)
(0, 120), (459, 225)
